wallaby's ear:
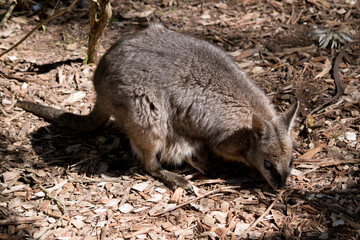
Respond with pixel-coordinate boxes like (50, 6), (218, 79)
(281, 101), (299, 132)
(252, 114), (266, 134)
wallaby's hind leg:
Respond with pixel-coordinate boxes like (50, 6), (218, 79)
(130, 136), (190, 190)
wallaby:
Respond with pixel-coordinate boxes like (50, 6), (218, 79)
(17, 23), (299, 190)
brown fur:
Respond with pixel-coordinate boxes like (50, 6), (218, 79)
(17, 24), (299, 189)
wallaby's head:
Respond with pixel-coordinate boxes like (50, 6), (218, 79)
(213, 102), (299, 189)
(247, 102), (299, 189)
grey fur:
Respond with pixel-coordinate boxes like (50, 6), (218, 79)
(17, 24), (299, 189)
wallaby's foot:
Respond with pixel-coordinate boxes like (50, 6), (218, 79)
(155, 169), (191, 190)
(130, 136), (192, 190)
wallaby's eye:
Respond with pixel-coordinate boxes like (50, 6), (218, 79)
(264, 160), (273, 170)
(289, 156), (294, 167)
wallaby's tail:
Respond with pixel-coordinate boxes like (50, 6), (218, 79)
(16, 101), (110, 131)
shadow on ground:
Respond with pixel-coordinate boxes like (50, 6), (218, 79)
(2, 123), (359, 239)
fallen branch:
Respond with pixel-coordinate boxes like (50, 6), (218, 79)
(306, 41), (360, 126)
(0, 0), (17, 26)
(152, 185), (241, 216)
(0, 0), (78, 58)
(238, 189), (286, 239)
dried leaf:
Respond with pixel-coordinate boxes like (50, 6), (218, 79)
(301, 204), (319, 214)
(313, 56), (327, 62)
(299, 143), (326, 160)
(315, 58), (331, 78)
(62, 91), (86, 106)
(236, 48), (260, 60)
(307, 115), (315, 127)
(66, 42), (78, 51)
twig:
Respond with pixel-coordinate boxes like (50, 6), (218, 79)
(152, 185), (241, 216)
(0, 0), (17, 26)
(36, 216), (64, 240)
(0, 72), (51, 86)
(195, 178), (261, 186)
(338, 213), (360, 229)
(238, 189), (286, 239)
(271, 63), (289, 71)
(69, 177), (126, 183)
(0, 107), (11, 117)
(276, 45), (315, 55)
(39, 185), (67, 215)
(0, 216), (44, 225)
(0, 0), (78, 58)
(36, 185), (69, 240)
(292, 8), (304, 25)
(4, 108), (25, 123)
(44, 209), (70, 221)
(220, 212), (237, 240)
(69, 157), (93, 167)
(319, 159), (360, 167)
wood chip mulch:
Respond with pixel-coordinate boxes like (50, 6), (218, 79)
(0, 0), (359, 239)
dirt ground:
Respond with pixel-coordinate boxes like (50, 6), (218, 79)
(0, 0), (360, 239)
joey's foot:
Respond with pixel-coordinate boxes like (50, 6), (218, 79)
(184, 156), (207, 175)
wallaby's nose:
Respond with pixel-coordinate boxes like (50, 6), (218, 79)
(276, 182), (287, 190)
(274, 175), (289, 190)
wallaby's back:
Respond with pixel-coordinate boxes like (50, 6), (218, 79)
(94, 24), (277, 141)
